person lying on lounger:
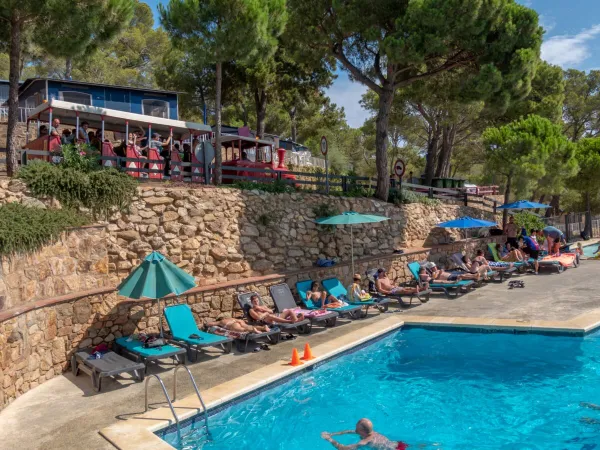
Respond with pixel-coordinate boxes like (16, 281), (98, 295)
(462, 255), (491, 280)
(376, 268), (423, 295)
(496, 243), (525, 262)
(248, 294), (305, 324)
(421, 265), (480, 284)
(205, 317), (270, 334)
(307, 281), (346, 309)
(321, 418), (407, 450)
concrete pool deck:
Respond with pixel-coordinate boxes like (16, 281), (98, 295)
(1, 260), (599, 449)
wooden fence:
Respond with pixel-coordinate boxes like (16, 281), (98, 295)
(7, 149), (500, 212)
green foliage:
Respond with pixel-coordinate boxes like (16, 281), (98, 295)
(483, 115), (570, 201)
(0, 203), (88, 255)
(388, 189), (441, 206)
(563, 69), (600, 142)
(58, 144), (101, 173)
(512, 211), (546, 236)
(571, 138), (600, 213)
(232, 180), (295, 194)
(18, 162), (138, 218)
(312, 202), (339, 219)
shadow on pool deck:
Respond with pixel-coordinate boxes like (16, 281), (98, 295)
(1, 261), (599, 450)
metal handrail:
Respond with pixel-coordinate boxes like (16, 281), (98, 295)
(173, 365), (210, 436)
(145, 374), (181, 442)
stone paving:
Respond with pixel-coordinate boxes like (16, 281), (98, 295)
(0, 261), (598, 450)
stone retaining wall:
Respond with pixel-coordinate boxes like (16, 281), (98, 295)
(0, 227), (112, 311)
(107, 186), (495, 284)
(0, 236), (501, 410)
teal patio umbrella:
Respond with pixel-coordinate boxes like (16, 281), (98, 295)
(118, 251), (196, 337)
(315, 211), (389, 274)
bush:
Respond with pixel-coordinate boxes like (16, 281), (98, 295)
(0, 203), (88, 255)
(232, 179), (295, 194)
(18, 162), (138, 218)
(513, 211), (546, 236)
(58, 144), (101, 173)
(388, 189), (441, 206)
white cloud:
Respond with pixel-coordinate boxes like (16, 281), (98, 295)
(539, 14), (556, 33)
(541, 24), (600, 67)
(325, 71), (370, 128)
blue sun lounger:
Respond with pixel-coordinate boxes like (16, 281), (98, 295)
(164, 304), (234, 361)
(407, 262), (474, 298)
(296, 280), (363, 319)
(321, 277), (393, 315)
(114, 337), (187, 373)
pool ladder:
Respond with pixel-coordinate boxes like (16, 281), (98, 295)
(144, 366), (210, 444)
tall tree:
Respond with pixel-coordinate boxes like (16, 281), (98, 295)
(160, 0), (287, 185)
(483, 115), (568, 225)
(35, 0), (134, 79)
(0, 0), (132, 176)
(571, 138), (600, 224)
(563, 69), (600, 142)
(288, 0), (542, 201)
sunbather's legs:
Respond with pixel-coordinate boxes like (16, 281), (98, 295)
(281, 309), (304, 322)
(262, 313), (294, 324)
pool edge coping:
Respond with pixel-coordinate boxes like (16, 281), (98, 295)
(99, 315), (406, 450)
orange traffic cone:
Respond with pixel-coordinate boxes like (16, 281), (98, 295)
(290, 348), (303, 366)
(302, 343), (315, 361)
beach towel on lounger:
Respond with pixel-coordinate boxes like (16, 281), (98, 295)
(541, 254), (576, 267)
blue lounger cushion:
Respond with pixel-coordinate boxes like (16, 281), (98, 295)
(321, 277), (376, 305)
(115, 337), (185, 359)
(164, 304), (231, 346)
(296, 280), (362, 313)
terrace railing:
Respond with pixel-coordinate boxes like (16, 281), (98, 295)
(16, 149), (502, 211)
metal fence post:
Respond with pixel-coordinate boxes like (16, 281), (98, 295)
(277, 171), (282, 182)
(463, 191), (468, 206)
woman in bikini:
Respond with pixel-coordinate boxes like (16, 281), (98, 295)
(306, 281), (345, 309)
(248, 295), (304, 324)
(205, 317), (269, 334)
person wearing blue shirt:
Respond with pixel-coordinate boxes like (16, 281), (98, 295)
(520, 228), (540, 274)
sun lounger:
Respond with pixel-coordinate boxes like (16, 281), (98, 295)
(407, 261), (474, 298)
(487, 243), (529, 273)
(321, 277), (395, 314)
(269, 284), (339, 328)
(237, 292), (312, 334)
(296, 280), (363, 319)
(71, 348), (145, 392)
(163, 304), (235, 360)
(114, 337), (187, 373)
(449, 252), (514, 283)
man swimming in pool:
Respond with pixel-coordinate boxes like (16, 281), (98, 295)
(321, 418), (408, 450)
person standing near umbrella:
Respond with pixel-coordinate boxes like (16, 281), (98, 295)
(504, 216), (518, 248)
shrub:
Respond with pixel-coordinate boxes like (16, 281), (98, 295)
(513, 211), (546, 237)
(58, 144), (101, 173)
(18, 162), (138, 218)
(312, 202), (340, 232)
(0, 203), (88, 255)
(232, 179), (295, 194)
(388, 189), (440, 206)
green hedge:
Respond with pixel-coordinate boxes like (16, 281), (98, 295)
(0, 203), (88, 255)
(18, 162), (138, 218)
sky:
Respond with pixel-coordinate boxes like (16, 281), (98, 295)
(147, 0), (600, 128)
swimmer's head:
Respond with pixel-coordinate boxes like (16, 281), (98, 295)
(355, 418), (373, 438)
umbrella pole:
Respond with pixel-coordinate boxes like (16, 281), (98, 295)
(157, 298), (164, 338)
(351, 224), (354, 275)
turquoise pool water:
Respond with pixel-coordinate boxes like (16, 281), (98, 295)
(583, 244), (599, 258)
(161, 329), (600, 449)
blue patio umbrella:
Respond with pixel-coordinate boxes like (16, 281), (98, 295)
(438, 216), (498, 240)
(497, 200), (551, 210)
(315, 211), (389, 274)
(118, 251), (196, 337)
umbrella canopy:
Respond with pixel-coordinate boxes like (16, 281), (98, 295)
(437, 216), (498, 229)
(497, 200), (551, 210)
(118, 251), (196, 336)
(315, 211), (389, 225)
(315, 211), (389, 274)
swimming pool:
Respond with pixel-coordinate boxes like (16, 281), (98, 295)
(583, 244), (599, 258)
(160, 328), (600, 449)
